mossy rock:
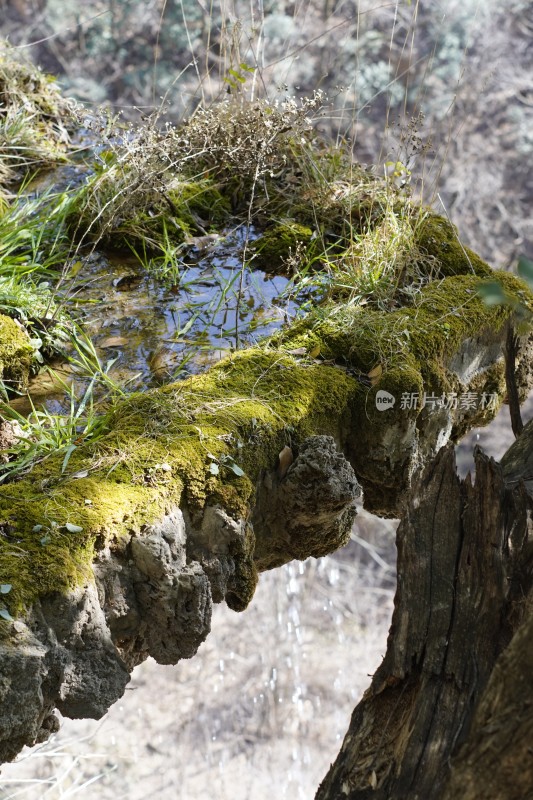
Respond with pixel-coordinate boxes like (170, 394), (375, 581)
(251, 220), (322, 273)
(70, 172), (231, 251)
(274, 270), (533, 439)
(167, 178), (231, 229)
(416, 214), (493, 278)
(0, 314), (33, 392)
(0, 348), (358, 616)
(2, 262), (532, 616)
(1, 58), (532, 619)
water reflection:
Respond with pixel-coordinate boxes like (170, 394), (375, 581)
(11, 226), (299, 415)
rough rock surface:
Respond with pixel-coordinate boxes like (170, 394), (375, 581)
(1, 304), (532, 766)
(0, 583), (130, 762)
(351, 326), (533, 517)
(253, 435), (360, 571)
(0, 436), (360, 764)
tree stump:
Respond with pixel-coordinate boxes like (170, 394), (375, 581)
(317, 434), (533, 799)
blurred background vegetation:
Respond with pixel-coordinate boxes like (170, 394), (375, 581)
(1, 0), (532, 269)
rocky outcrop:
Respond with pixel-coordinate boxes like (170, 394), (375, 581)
(252, 436), (360, 571)
(0, 435), (359, 763)
(0, 583), (130, 762)
(0, 314), (32, 393)
(2, 42), (533, 775)
(1, 238), (533, 766)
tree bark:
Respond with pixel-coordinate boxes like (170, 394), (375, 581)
(317, 435), (533, 800)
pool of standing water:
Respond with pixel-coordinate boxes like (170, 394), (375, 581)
(10, 225), (298, 415)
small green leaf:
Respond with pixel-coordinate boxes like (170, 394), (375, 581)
(61, 444), (77, 474)
(518, 255), (533, 286)
(0, 608), (13, 622)
(65, 523), (83, 533)
(228, 68), (246, 83)
(226, 460), (245, 477)
(209, 462), (220, 476)
(477, 281), (508, 306)
(0, 584), (12, 594)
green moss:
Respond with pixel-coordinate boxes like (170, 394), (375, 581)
(72, 173), (231, 251)
(278, 272), (532, 426)
(0, 313), (33, 391)
(1, 261), (531, 618)
(167, 179), (231, 229)
(416, 215), (493, 278)
(0, 458), (178, 614)
(0, 348), (358, 616)
(251, 220), (317, 273)
(208, 476), (254, 520)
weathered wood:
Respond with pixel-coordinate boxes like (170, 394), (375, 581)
(317, 443), (533, 800)
(504, 323), (524, 438)
(441, 598), (533, 800)
(501, 415), (533, 500)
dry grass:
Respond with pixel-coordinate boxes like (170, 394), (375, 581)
(0, 41), (76, 187)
